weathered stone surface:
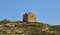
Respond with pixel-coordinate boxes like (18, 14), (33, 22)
(23, 12), (36, 22)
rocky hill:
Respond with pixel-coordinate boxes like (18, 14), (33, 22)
(0, 20), (60, 35)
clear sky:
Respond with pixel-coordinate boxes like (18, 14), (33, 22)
(0, 0), (60, 25)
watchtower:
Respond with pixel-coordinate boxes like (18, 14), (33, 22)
(23, 12), (36, 22)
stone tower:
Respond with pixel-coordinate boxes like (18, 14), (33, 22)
(23, 12), (36, 22)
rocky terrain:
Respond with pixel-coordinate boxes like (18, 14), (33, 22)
(0, 20), (60, 35)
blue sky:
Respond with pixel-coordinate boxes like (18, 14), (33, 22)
(0, 0), (60, 25)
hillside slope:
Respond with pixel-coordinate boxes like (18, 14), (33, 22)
(0, 20), (60, 35)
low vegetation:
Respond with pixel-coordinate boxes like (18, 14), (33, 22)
(0, 20), (60, 35)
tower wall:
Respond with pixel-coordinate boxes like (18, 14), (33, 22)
(23, 13), (28, 22)
(23, 13), (36, 22)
